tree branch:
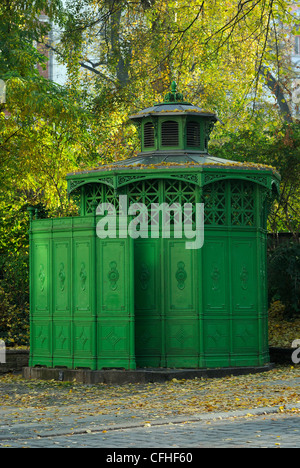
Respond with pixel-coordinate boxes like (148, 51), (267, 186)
(259, 65), (293, 122)
(40, 41), (117, 84)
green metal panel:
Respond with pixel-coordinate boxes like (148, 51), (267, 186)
(202, 236), (231, 368)
(29, 165), (279, 371)
(164, 239), (199, 368)
(30, 234), (52, 368)
(134, 238), (162, 367)
(231, 237), (257, 314)
(203, 238), (229, 314)
(97, 236), (136, 370)
(52, 239), (72, 368)
(135, 236), (200, 368)
(53, 241), (71, 316)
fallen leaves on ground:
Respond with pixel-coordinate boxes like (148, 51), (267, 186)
(269, 301), (300, 348)
(1, 366), (300, 420)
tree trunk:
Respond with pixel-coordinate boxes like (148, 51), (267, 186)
(259, 65), (293, 123)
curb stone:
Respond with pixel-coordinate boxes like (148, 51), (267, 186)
(22, 364), (275, 384)
(36, 403), (300, 439)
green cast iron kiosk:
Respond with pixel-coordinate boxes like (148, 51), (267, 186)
(28, 83), (280, 371)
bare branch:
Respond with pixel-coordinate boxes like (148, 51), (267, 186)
(40, 41), (117, 84)
(259, 65), (293, 122)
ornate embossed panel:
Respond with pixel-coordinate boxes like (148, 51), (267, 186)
(231, 239), (257, 313)
(53, 241), (71, 316)
(31, 321), (52, 355)
(134, 240), (159, 314)
(165, 320), (199, 354)
(32, 242), (50, 315)
(53, 321), (72, 356)
(203, 319), (230, 354)
(135, 317), (162, 367)
(203, 239), (228, 313)
(98, 239), (130, 315)
(232, 320), (259, 353)
(165, 319), (200, 367)
(96, 236), (135, 369)
(30, 320), (52, 367)
(74, 240), (92, 315)
(166, 240), (196, 314)
(73, 320), (96, 369)
(97, 320), (135, 369)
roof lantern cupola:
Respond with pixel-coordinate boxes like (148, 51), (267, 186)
(128, 81), (222, 163)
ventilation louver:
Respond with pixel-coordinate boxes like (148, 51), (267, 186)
(187, 122), (200, 147)
(161, 121), (179, 147)
(144, 122), (155, 148)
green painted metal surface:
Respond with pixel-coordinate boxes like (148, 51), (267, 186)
(29, 170), (279, 370)
(29, 217), (136, 370)
(28, 84), (281, 370)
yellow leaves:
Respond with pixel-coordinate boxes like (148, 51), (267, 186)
(90, 159), (278, 174)
(269, 301), (300, 348)
(2, 366), (300, 424)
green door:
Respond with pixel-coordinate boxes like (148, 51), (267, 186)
(134, 238), (162, 367)
(134, 237), (200, 368)
(30, 237), (52, 368)
(164, 239), (200, 368)
(96, 235), (136, 370)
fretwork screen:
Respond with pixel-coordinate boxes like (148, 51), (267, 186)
(83, 179), (257, 227)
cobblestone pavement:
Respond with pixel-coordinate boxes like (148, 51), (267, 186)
(1, 368), (300, 449)
(1, 409), (300, 448)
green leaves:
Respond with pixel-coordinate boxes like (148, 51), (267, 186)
(268, 244), (300, 317)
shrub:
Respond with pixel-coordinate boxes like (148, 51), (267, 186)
(0, 286), (29, 347)
(268, 242), (300, 318)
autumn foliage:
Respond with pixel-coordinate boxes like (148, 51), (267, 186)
(0, 0), (300, 345)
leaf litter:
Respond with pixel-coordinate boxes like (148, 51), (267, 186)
(1, 366), (300, 425)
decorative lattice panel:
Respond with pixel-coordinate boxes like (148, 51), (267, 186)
(127, 179), (160, 207)
(84, 183), (121, 215)
(202, 180), (256, 227)
(85, 184), (104, 215)
(164, 179), (196, 205)
(127, 179), (160, 226)
(105, 185), (121, 213)
(230, 181), (255, 227)
(164, 179), (196, 225)
(83, 178), (257, 228)
(202, 181), (227, 226)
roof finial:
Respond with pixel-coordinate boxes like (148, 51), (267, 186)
(164, 81), (184, 103)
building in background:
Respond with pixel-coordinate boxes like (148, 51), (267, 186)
(291, 4), (300, 71)
(40, 3), (300, 113)
(38, 9), (68, 85)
